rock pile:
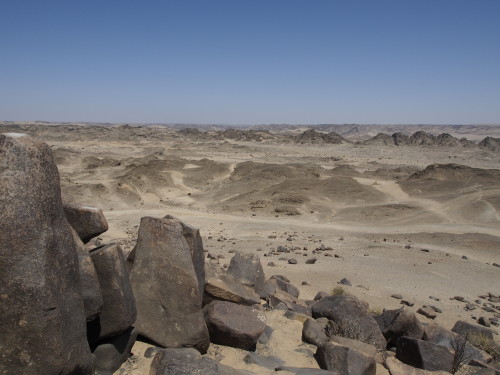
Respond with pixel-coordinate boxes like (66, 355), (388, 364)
(1, 133), (499, 375)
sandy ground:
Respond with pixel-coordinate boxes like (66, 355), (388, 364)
(2, 124), (499, 374)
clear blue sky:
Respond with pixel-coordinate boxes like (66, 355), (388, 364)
(1, 1), (499, 125)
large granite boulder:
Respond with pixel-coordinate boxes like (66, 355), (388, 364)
(0, 133), (93, 374)
(130, 216), (209, 353)
(63, 201), (109, 243)
(203, 300), (266, 350)
(90, 243), (136, 340)
(312, 295), (386, 349)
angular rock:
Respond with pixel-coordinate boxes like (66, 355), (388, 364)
(71, 226), (103, 321)
(452, 320), (495, 340)
(90, 243), (136, 340)
(374, 308), (424, 347)
(269, 289), (311, 316)
(130, 216), (209, 353)
(0, 133), (93, 375)
(396, 336), (454, 372)
(258, 325), (274, 345)
(302, 318), (329, 347)
(92, 327), (138, 375)
(203, 300), (265, 350)
(328, 335), (378, 362)
(163, 215), (206, 297)
(270, 275), (300, 298)
(312, 295), (386, 349)
(227, 252), (266, 297)
(63, 201), (109, 243)
(417, 306), (436, 319)
(385, 357), (450, 375)
(205, 274), (261, 305)
(315, 341), (376, 375)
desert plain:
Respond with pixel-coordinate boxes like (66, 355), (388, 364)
(2, 122), (499, 374)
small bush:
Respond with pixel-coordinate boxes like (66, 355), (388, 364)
(331, 286), (345, 296)
(468, 333), (500, 360)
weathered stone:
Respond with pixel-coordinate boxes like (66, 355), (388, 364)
(312, 295), (386, 349)
(374, 308), (424, 347)
(227, 252), (266, 297)
(71, 226), (103, 321)
(203, 301), (265, 350)
(315, 341), (376, 375)
(90, 243), (136, 340)
(452, 321), (494, 340)
(63, 201), (109, 243)
(130, 216), (209, 353)
(92, 327), (137, 375)
(302, 318), (329, 347)
(258, 325), (274, 344)
(396, 336), (454, 372)
(0, 133), (93, 375)
(384, 356), (450, 375)
(205, 274), (261, 305)
(417, 306), (436, 319)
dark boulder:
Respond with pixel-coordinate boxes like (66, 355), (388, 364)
(92, 326), (138, 375)
(71, 226), (103, 321)
(312, 295), (386, 349)
(302, 318), (329, 347)
(374, 308), (424, 347)
(63, 201), (109, 243)
(203, 300), (265, 350)
(130, 216), (209, 353)
(227, 252), (266, 297)
(396, 336), (454, 372)
(150, 348), (219, 375)
(90, 243), (136, 340)
(0, 133), (93, 374)
(315, 341), (376, 375)
(451, 320), (495, 341)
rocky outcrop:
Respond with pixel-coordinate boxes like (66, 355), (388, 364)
(296, 129), (350, 144)
(130, 216), (209, 353)
(479, 136), (500, 151)
(0, 133), (93, 375)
